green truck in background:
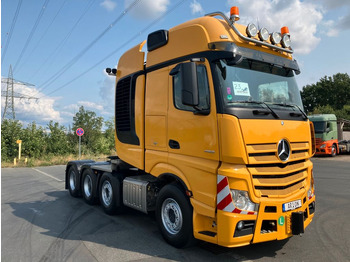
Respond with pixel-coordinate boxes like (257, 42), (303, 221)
(309, 114), (350, 156)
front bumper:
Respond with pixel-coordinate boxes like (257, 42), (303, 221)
(216, 193), (316, 247)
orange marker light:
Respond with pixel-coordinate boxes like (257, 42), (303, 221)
(230, 6), (240, 21)
(281, 26), (290, 35)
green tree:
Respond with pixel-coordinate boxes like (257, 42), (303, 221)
(1, 119), (23, 161)
(22, 121), (46, 158)
(46, 121), (71, 155)
(311, 105), (335, 115)
(301, 73), (350, 113)
(103, 118), (116, 154)
(72, 106), (104, 154)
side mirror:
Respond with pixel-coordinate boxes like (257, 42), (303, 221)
(170, 62), (199, 107)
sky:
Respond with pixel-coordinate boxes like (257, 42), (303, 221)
(1, 0), (350, 128)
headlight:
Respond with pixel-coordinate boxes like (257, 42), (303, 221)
(307, 169), (315, 199)
(246, 23), (258, 37)
(270, 32), (282, 44)
(258, 28), (269, 41)
(320, 144), (326, 149)
(231, 189), (258, 212)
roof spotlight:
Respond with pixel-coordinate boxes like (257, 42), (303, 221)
(270, 32), (282, 45)
(280, 26), (291, 48)
(246, 23), (258, 37)
(258, 27), (269, 41)
(281, 34), (291, 48)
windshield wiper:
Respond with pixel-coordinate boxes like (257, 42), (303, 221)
(272, 103), (308, 119)
(231, 101), (280, 119)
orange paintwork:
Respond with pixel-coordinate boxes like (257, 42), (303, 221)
(114, 11), (314, 247)
(315, 139), (339, 155)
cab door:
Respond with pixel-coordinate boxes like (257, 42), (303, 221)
(167, 59), (219, 212)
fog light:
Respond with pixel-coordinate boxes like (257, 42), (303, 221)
(237, 221), (245, 230)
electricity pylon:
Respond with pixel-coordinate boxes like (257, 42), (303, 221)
(1, 65), (38, 120)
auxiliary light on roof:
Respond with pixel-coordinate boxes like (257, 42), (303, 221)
(270, 32), (282, 45)
(281, 26), (291, 48)
(230, 6), (240, 21)
(246, 23), (258, 37)
(258, 28), (269, 41)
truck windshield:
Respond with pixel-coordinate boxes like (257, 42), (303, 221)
(214, 59), (303, 110)
(313, 122), (326, 133)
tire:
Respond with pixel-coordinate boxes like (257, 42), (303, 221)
(331, 144), (337, 157)
(156, 184), (195, 248)
(99, 173), (124, 215)
(67, 165), (80, 197)
(81, 168), (98, 205)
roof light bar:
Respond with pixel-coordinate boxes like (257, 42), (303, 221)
(205, 9), (293, 54)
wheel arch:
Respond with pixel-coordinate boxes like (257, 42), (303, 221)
(158, 173), (192, 197)
(148, 163), (192, 194)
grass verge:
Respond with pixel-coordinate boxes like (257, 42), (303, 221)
(1, 154), (113, 168)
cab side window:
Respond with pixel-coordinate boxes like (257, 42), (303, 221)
(173, 64), (210, 111)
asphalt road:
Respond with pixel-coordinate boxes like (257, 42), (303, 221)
(1, 158), (350, 262)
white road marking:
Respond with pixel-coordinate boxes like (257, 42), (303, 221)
(32, 168), (63, 182)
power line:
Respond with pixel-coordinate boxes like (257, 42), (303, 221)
(15, 0), (68, 73)
(13, 0), (51, 73)
(38, 0), (142, 93)
(45, 0), (187, 96)
(29, 0), (96, 82)
(1, 0), (23, 65)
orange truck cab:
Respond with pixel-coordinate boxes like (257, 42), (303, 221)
(66, 6), (316, 248)
(309, 114), (339, 157)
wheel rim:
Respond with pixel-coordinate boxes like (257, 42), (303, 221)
(101, 180), (113, 207)
(69, 170), (76, 191)
(332, 146), (336, 156)
(161, 198), (183, 235)
(83, 175), (92, 198)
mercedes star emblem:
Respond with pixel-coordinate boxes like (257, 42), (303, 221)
(277, 139), (290, 162)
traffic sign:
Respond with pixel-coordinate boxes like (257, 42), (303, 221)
(76, 128), (84, 136)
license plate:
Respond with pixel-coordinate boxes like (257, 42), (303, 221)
(283, 200), (302, 212)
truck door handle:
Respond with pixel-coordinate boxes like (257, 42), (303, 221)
(169, 139), (180, 149)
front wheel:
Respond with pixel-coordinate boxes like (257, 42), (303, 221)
(156, 184), (195, 248)
(331, 144), (337, 157)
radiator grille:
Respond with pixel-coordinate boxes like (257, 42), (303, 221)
(247, 142), (310, 197)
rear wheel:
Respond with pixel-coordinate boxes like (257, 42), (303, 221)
(156, 184), (195, 248)
(68, 166), (80, 197)
(99, 173), (124, 215)
(82, 168), (97, 205)
(331, 144), (337, 157)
